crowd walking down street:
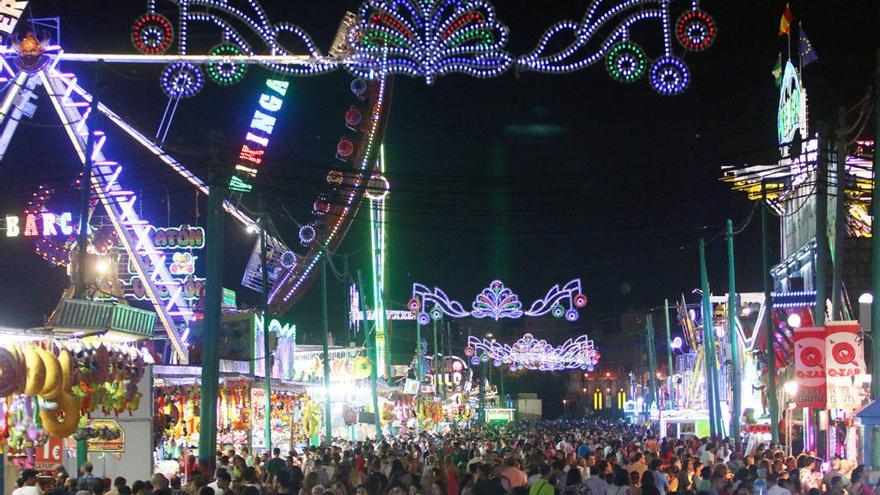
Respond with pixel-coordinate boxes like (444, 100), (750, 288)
(15, 421), (879, 495)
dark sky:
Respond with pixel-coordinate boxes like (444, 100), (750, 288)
(1, 1), (878, 411)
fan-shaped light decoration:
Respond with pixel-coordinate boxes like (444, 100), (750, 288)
(207, 43), (249, 85)
(349, 0), (513, 84)
(131, 13), (174, 54)
(160, 62), (204, 98)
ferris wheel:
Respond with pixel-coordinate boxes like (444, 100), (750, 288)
(0, 0), (715, 365)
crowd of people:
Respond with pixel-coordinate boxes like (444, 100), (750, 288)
(11, 421), (878, 495)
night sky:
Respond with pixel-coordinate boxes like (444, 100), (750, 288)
(0, 1), (878, 415)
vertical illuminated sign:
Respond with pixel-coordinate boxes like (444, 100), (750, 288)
(229, 78), (290, 193)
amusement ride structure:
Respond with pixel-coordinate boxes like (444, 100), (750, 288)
(0, 0), (716, 400)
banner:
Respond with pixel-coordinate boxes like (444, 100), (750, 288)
(825, 321), (866, 410)
(0, 0), (28, 35)
(793, 326), (826, 407)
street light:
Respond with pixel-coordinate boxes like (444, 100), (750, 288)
(787, 313), (801, 328)
(859, 293), (872, 334)
(562, 399), (568, 419)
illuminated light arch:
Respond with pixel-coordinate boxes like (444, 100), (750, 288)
(410, 279), (588, 325)
(465, 333), (600, 371)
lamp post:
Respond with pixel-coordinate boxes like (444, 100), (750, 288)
(563, 399), (568, 419)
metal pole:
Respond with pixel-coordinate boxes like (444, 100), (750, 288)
(415, 316), (422, 432)
(74, 75), (99, 470)
(259, 196), (272, 453)
(699, 238), (718, 438)
(433, 319), (439, 396)
(664, 299), (674, 409)
(74, 70), (101, 300)
(479, 360), (486, 423)
(646, 314), (658, 410)
(831, 107), (847, 320)
(356, 271), (382, 441)
(762, 183), (780, 442)
(815, 127), (831, 460)
(321, 256), (332, 444)
(870, 46), (880, 466)
(816, 130), (829, 328)
(198, 179), (225, 476)
(727, 219), (742, 442)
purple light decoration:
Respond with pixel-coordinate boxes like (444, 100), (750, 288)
(160, 62), (204, 98)
(298, 224), (316, 245)
(417, 312), (431, 325)
(670, 336), (683, 349)
(348, 0), (513, 84)
(516, 0), (711, 95)
(280, 251), (297, 269)
(412, 278), (587, 325)
(464, 333), (600, 372)
(649, 56), (689, 95)
(471, 280), (523, 321)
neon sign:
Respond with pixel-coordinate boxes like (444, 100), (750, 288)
(4, 212), (76, 237)
(229, 78), (290, 193)
(145, 225), (204, 250)
(777, 60), (806, 145)
(0, 0), (29, 35)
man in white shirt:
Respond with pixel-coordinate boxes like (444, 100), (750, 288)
(12, 470), (41, 495)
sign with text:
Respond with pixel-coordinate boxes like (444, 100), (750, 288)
(33, 438), (63, 471)
(4, 212), (76, 237)
(825, 321), (866, 410)
(0, 0), (29, 35)
(793, 326), (826, 408)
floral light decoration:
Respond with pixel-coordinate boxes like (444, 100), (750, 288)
(347, 0), (513, 84)
(465, 333), (600, 372)
(411, 279), (587, 325)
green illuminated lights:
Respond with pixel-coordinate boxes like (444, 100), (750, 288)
(605, 41), (647, 83)
(207, 43), (249, 86)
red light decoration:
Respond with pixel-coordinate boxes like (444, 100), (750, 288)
(345, 107), (363, 127)
(337, 139), (355, 158)
(675, 10), (716, 52)
(131, 13), (174, 55)
(443, 12), (484, 38)
(574, 293), (588, 308)
(371, 13), (415, 39)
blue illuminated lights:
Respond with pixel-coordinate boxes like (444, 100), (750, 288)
(411, 279), (587, 325)
(160, 62), (203, 98)
(517, 0), (710, 94)
(298, 224), (316, 245)
(649, 56), (689, 95)
(149, 0), (336, 76)
(348, 0), (513, 84)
